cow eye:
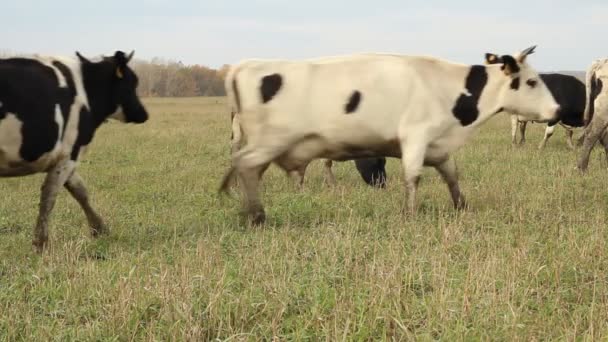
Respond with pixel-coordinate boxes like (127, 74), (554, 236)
(526, 79), (537, 88)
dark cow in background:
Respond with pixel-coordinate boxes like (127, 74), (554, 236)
(0, 50), (149, 251)
(487, 59), (587, 149)
(578, 59), (608, 171)
(322, 158), (387, 187)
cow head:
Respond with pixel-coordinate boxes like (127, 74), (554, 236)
(76, 50), (149, 124)
(485, 46), (558, 121)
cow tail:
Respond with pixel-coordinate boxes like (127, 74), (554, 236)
(218, 166), (237, 195)
(584, 61), (601, 126)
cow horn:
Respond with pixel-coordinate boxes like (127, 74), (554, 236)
(126, 50), (135, 63)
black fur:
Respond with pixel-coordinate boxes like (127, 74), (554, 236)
(70, 107), (95, 160)
(52, 61), (76, 135)
(501, 55), (520, 74)
(540, 73), (586, 127)
(510, 77), (520, 90)
(345, 90), (362, 114)
(452, 65), (488, 126)
(260, 74), (282, 103)
(354, 158), (387, 188)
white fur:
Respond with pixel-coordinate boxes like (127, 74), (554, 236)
(0, 113), (24, 169)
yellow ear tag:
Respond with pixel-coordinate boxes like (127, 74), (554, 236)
(489, 55), (496, 62)
(116, 67), (123, 79)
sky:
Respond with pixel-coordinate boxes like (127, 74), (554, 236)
(2, 0), (607, 71)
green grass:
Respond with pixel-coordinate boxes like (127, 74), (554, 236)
(1, 97), (608, 340)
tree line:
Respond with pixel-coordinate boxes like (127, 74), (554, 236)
(0, 51), (229, 97)
(132, 58), (229, 97)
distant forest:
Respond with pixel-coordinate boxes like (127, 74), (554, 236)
(132, 58), (229, 97)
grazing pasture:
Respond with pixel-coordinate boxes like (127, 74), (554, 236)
(1, 97), (608, 340)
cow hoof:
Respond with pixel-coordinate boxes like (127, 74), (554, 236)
(249, 210), (266, 225)
(32, 239), (47, 253)
(91, 225), (108, 238)
(455, 200), (468, 211)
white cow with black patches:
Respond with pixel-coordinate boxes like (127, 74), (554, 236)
(0, 51), (149, 252)
(220, 47), (559, 224)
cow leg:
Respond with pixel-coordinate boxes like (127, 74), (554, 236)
(32, 160), (76, 252)
(323, 159), (337, 186)
(578, 118), (608, 172)
(232, 136), (296, 223)
(64, 172), (107, 237)
(510, 116), (518, 145)
(288, 163), (307, 190)
(400, 143), (427, 214)
(538, 123), (556, 150)
(576, 130), (586, 147)
(565, 128), (575, 150)
(600, 130), (608, 168)
(433, 157), (466, 210)
(237, 162), (270, 225)
(519, 121), (527, 145)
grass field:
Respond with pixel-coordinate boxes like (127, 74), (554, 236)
(1, 97), (608, 340)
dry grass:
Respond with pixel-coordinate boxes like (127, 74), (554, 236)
(1, 97), (608, 340)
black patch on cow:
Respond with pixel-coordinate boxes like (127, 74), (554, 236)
(70, 107), (96, 160)
(510, 77), (520, 90)
(452, 65), (488, 126)
(52, 61), (76, 135)
(526, 79), (537, 88)
(501, 55), (520, 74)
(0, 58), (64, 162)
(345, 91), (362, 114)
(260, 74), (282, 103)
(540, 73), (586, 127)
(0, 101), (6, 121)
(232, 78), (241, 113)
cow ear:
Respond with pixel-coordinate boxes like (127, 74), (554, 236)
(76, 51), (91, 64)
(500, 55), (520, 76)
(485, 53), (502, 65)
(114, 51), (128, 66)
(113, 51), (129, 79)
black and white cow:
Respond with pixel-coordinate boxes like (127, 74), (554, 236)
(0, 51), (149, 251)
(220, 47), (559, 224)
(504, 73), (586, 149)
(578, 58), (608, 171)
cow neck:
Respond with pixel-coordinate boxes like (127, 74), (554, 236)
(472, 65), (513, 127)
(80, 60), (117, 129)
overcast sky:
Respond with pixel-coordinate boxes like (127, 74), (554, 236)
(2, 1), (607, 71)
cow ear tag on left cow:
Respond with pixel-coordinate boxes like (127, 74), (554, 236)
(116, 67), (123, 79)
